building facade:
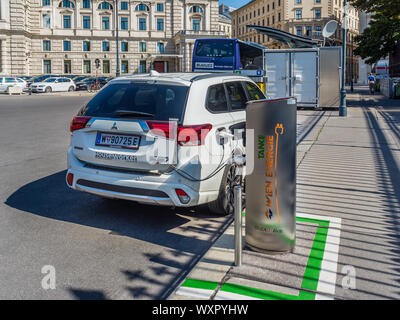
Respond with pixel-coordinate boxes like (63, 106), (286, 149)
(231, 0), (360, 82)
(0, 0), (226, 76)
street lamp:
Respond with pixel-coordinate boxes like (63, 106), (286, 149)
(115, 0), (120, 77)
(339, 0), (347, 117)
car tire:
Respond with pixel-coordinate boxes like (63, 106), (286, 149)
(208, 163), (243, 216)
(68, 86), (74, 92)
(45, 86), (52, 93)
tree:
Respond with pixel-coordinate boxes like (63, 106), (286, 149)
(349, 0), (400, 64)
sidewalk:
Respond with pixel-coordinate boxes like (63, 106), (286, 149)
(169, 86), (400, 300)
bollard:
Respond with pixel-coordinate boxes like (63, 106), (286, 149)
(234, 185), (242, 267)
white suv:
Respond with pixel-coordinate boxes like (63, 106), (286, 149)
(66, 72), (265, 215)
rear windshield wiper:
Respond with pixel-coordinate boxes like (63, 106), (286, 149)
(114, 110), (154, 117)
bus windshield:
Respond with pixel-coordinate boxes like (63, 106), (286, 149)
(195, 40), (234, 57)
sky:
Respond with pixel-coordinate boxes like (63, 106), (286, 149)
(219, 0), (251, 10)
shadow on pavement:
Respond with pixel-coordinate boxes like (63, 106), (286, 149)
(5, 170), (230, 300)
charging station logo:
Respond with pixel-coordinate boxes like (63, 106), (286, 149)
(261, 123), (284, 223)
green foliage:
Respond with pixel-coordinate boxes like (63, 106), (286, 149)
(349, 0), (400, 63)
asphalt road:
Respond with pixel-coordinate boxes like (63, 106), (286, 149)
(0, 93), (323, 300)
(0, 94), (237, 300)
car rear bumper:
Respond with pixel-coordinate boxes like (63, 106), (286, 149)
(67, 150), (219, 207)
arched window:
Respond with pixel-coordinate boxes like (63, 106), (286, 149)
(59, 0), (75, 8)
(135, 4), (149, 11)
(82, 0), (91, 9)
(98, 1), (112, 10)
(189, 5), (203, 13)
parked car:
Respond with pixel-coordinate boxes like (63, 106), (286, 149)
(0, 77), (29, 93)
(27, 74), (60, 88)
(75, 77), (111, 91)
(30, 77), (76, 93)
(72, 76), (90, 84)
(66, 72), (265, 215)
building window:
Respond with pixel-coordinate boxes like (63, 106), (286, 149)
(64, 40), (71, 51)
(278, 12), (281, 21)
(296, 0), (301, 4)
(315, 9), (321, 19)
(315, 25), (322, 36)
(43, 0), (50, 7)
(296, 26), (302, 36)
(192, 19), (200, 31)
(295, 10), (302, 20)
(139, 60), (146, 73)
(189, 6), (203, 13)
(157, 18), (164, 31)
(43, 60), (51, 73)
(102, 41), (110, 52)
(102, 16), (110, 30)
(121, 17), (128, 30)
(103, 60), (110, 73)
(120, 1), (128, 10)
(139, 42), (146, 52)
(157, 43), (164, 53)
(43, 40), (51, 51)
(272, 15), (275, 24)
(82, 0), (90, 9)
(83, 60), (91, 73)
(83, 16), (91, 29)
(135, 4), (149, 11)
(64, 60), (72, 74)
(315, 0), (321, 3)
(156, 3), (164, 12)
(60, 0), (74, 8)
(43, 14), (51, 28)
(121, 42), (128, 52)
(121, 60), (129, 73)
(64, 15), (71, 28)
(83, 41), (90, 51)
(98, 2), (111, 10)
(139, 18), (146, 30)
(306, 26), (312, 37)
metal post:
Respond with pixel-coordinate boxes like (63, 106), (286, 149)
(350, 32), (354, 92)
(115, 0), (120, 77)
(339, 0), (347, 117)
(234, 185), (242, 267)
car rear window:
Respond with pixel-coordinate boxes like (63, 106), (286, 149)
(79, 82), (189, 122)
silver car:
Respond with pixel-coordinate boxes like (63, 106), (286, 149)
(0, 77), (28, 93)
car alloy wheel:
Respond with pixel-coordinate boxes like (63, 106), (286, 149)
(224, 164), (242, 215)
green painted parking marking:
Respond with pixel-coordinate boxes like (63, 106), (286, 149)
(182, 279), (218, 291)
(181, 216), (330, 300)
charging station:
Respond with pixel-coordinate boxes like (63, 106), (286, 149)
(245, 97), (297, 253)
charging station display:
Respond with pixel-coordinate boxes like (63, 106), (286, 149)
(246, 98), (297, 253)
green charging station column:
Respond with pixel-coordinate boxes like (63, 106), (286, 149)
(245, 98), (297, 253)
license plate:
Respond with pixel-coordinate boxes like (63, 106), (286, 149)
(95, 132), (140, 149)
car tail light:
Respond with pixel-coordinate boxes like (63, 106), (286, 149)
(66, 173), (74, 186)
(70, 116), (92, 133)
(146, 121), (212, 146)
(177, 124), (212, 146)
(146, 120), (177, 139)
(175, 189), (190, 204)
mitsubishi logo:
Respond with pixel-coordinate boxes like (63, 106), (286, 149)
(111, 122), (118, 130)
